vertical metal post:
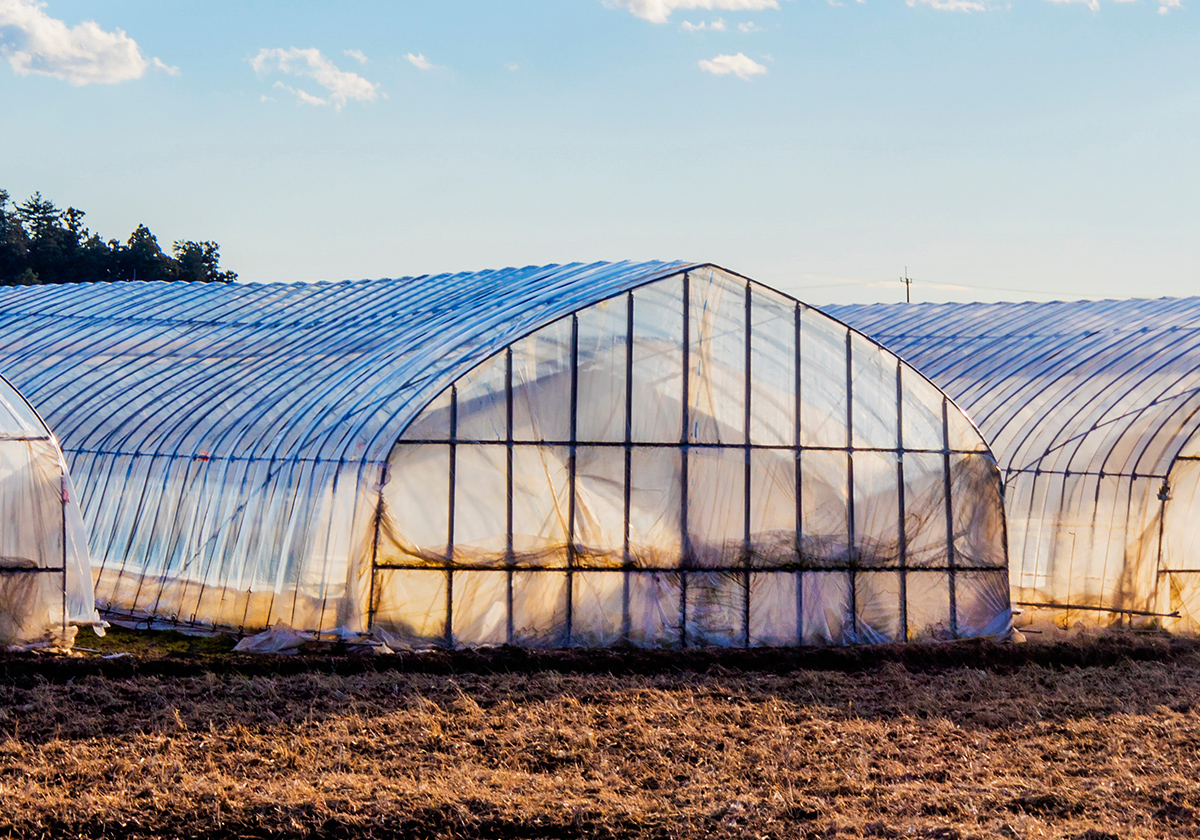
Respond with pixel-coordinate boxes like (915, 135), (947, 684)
(845, 331), (857, 639)
(566, 315), (579, 646)
(680, 272), (691, 647)
(795, 303), (804, 645)
(506, 346), (515, 644)
(742, 281), (753, 647)
(623, 292), (635, 642)
(942, 398), (959, 636)
(895, 365), (908, 641)
(446, 385), (457, 647)
(60, 469), (68, 644)
(366, 479), (384, 631)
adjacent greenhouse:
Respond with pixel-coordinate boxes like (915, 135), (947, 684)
(0, 373), (99, 647)
(0, 262), (1010, 646)
(832, 297), (1200, 632)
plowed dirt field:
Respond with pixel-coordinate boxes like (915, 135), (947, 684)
(2, 632), (1197, 839)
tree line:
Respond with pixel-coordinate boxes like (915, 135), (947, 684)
(0, 189), (237, 285)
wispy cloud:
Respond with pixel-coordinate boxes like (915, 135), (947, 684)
(251, 47), (380, 109)
(504, 61), (520, 71)
(906, 0), (987, 10)
(152, 56), (179, 76)
(607, 0), (779, 24)
(681, 17), (728, 30)
(0, 0), (158, 85)
(405, 52), (435, 70)
(343, 48), (368, 65)
(738, 20), (767, 31)
(1041, 0), (1184, 13)
(1041, 0), (1099, 10)
(698, 52), (767, 80)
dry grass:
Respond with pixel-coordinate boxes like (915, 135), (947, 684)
(2, 633), (1200, 839)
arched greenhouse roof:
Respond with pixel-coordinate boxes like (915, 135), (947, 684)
(0, 262), (1013, 642)
(827, 297), (1200, 482)
(0, 261), (698, 465)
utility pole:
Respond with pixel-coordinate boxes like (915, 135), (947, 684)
(902, 267), (912, 303)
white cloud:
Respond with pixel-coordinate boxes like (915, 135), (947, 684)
(344, 48), (368, 64)
(698, 52), (767, 80)
(1039, 0), (1183, 12)
(1041, 0), (1099, 9)
(405, 52), (434, 70)
(906, 0), (987, 10)
(607, 0), (778, 24)
(272, 80), (325, 106)
(505, 61), (520, 71)
(251, 47), (380, 109)
(738, 20), (766, 30)
(0, 0), (154, 85)
(152, 56), (179, 76)
(681, 17), (727, 29)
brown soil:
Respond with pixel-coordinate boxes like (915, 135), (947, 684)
(2, 631), (1199, 839)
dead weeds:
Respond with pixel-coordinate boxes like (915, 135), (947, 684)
(1, 633), (1199, 839)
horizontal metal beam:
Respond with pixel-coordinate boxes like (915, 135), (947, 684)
(1014, 600), (1179, 618)
(374, 562), (1004, 574)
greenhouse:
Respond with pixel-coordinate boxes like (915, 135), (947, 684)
(0, 373), (99, 647)
(832, 296), (1200, 632)
(0, 262), (1010, 646)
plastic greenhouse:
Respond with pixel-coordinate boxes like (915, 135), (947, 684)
(0, 373), (99, 647)
(832, 297), (1200, 632)
(0, 262), (1010, 647)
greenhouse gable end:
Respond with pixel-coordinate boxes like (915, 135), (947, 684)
(0, 262), (1010, 646)
(832, 296), (1200, 633)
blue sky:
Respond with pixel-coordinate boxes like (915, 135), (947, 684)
(1, 0), (1196, 303)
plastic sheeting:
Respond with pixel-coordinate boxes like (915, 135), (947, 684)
(375, 267), (1010, 646)
(0, 374), (98, 646)
(831, 296), (1200, 632)
(0, 262), (1008, 644)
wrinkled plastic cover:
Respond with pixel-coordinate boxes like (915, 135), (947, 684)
(0, 376), (99, 647)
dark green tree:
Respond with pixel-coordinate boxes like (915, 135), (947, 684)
(0, 190), (32, 282)
(173, 240), (238, 283)
(0, 188), (237, 285)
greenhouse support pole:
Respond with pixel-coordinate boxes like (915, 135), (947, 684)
(895, 362), (909, 640)
(942, 398), (958, 637)
(506, 346), (515, 645)
(680, 271), (691, 648)
(742, 280), (753, 647)
(61, 468), (68, 644)
(622, 291), (635, 643)
(795, 303), (804, 645)
(566, 314), (579, 646)
(446, 385), (458, 647)
(845, 330), (857, 640)
(366, 467), (385, 632)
